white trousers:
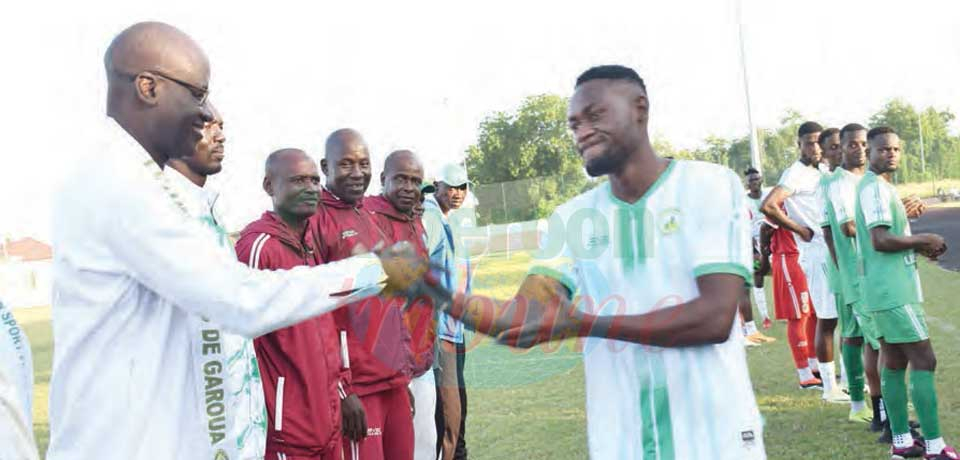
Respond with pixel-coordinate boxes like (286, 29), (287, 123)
(409, 371), (437, 460)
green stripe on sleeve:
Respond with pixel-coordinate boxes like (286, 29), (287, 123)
(693, 262), (752, 286)
(865, 220), (894, 230)
(527, 266), (577, 299)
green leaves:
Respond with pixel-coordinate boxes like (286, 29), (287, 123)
(466, 94), (591, 225)
(465, 96), (960, 225)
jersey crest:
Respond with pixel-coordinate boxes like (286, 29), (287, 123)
(658, 208), (682, 235)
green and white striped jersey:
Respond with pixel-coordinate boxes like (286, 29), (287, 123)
(855, 171), (924, 311)
(531, 160), (765, 460)
(825, 168), (864, 304)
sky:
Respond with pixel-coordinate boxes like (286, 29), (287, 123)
(2, 0), (959, 239)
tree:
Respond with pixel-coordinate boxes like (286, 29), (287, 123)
(870, 99), (960, 182)
(465, 94), (590, 225)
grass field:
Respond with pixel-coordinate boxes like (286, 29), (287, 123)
(13, 252), (960, 459)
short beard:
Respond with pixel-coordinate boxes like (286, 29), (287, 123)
(871, 161), (895, 175)
(584, 150), (628, 177)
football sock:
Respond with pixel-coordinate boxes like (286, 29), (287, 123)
(753, 287), (769, 318)
(805, 313), (818, 360)
(927, 437), (946, 456)
(881, 368), (910, 436)
(893, 433), (913, 449)
(819, 361), (836, 393)
(911, 370), (941, 440)
(842, 342), (865, 402)
(787, 319), (809, 370)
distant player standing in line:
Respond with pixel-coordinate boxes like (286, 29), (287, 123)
(763, 121), (847, 402)
(855, 127), (955, 460)
(815, 127), (849, 392)
(821, 124), (879, 425)
(838, 123), (924, 441)
(760, 122), (824, 391)
(826, 123), (924, 440)
(421, 65), (766, 459)
(741, 167), (775, 345)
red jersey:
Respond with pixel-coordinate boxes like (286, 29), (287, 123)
(768, 203), (800, 255)
(236, 211), (348, 457)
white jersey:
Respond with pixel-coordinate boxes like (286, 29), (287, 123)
(532, 160), (765, 460)
(745, 188), (770, 241)
(163, 168), (267, 459)
(48, 119), (384, 460)
(778, 161), (826, 257)
(1, 298), (39, 460)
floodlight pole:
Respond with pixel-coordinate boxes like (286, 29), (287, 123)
(738, 0), (762, 175)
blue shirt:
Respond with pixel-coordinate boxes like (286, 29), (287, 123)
(422, 196), (467, 344)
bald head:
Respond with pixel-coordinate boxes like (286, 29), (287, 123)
(381, 150), (424, 214)
(324, 129), (366, 160)
(265, 148), (310, 178)
(384, 150), (422, 174)
(103, 22), (215, 169)
(321, 128), (372, 205)
(263, 148), (321, 221)
(105, 22), (209, 89)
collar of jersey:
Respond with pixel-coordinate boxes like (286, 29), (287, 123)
(604, 159), (677, 208)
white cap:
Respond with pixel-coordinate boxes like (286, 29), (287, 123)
(436, 163), (473, 187)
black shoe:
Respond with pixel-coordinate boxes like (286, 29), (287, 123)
(879, 420), (925, 444)
(890, 439), (926, 459)
(813, 370), (822, 381)
(879, 421), (892, 444)
(871, 417), (885, 433)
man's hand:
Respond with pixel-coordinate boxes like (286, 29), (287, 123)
(902, 196), (926, 219)
(495, 300), (590, 348)
(798, 226), (814, 242)
(341, 394), (367, 442)
(492, 277), (591, 348)
(377, 241), (431, 294)
(917, 233), (947, 259)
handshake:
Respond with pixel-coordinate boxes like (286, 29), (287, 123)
(372, 241), (447, 300)
(340, 241), (452, 305)
(356, 241), (590, 349)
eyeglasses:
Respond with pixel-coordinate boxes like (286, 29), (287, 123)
(118, 69), (209, 106)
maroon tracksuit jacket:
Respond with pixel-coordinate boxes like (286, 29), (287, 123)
(311, 189), (413, 397)
(365, 194), (436, 377)
(236, 211), (349, 457)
